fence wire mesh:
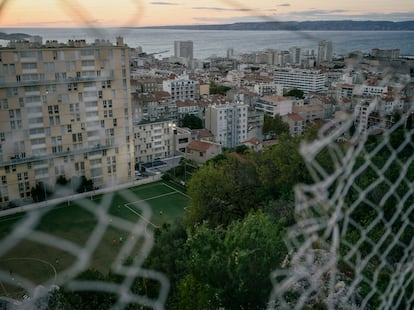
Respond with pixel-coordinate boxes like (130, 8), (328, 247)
(0, 0), (413, 309)
(269, 109), (414, 309)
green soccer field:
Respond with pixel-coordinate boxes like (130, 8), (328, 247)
(0, 181), (189, 299)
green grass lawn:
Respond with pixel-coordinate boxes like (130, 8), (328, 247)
(0, 181), (189, 298)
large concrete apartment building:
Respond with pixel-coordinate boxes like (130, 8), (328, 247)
(205, 102), (248, 148)
(0, 38), (134, 205)
(274, 68), (326, 94)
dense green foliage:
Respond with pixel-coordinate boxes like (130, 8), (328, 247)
(181, 114), (203, 129)
(36, 124), (414, 309)
(209, 81), (231, 95)
(284, 88), (304, 99)
(262, 114), (290, 138)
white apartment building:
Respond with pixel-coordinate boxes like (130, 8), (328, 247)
(353, 84), (388, 97)
(317, 40), (333, 64)
(162, 73), (200, 102)
(174, 41), (193, 59)
(289, 47), (301, 65)
(205, 103), (248, 148)
(133, 119), (176, 164)
(0, 38), (133, 205)
(274, 69), (326, 93)
(253, 82), (283, 96)
(254, 95), (296, 117)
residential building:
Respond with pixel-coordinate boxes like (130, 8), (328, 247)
(254, 95), (296, 117)
(317, 40), (333, 65)
(176, 99), (207, 125)
(0, 38), (133, 204)
(185, 140), (222, 163)
(371, 48), (400, 60)
(133, 119), (176, 164)
(253, 82), (283, 96)
(293, 104), (324, 124)
(174, 127), (192, 154)
(174, 40), (193, 59)
(274, 68), (326, 93)
(282, 113), (305, 136)
(131, 91), (176, 123)
(242, 137), (263, 151)
(162, 73), (200, 102)
(289, 46), (301, 65)
(205, 102), (248, 148)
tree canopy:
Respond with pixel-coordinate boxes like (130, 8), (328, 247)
(181, 114), (203, 129)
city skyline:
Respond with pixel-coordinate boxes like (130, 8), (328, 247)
(0, 0), (413, 28)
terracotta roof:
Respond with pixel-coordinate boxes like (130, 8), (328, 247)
(242, 137), (261, 145)
(194, 129), (214, 139)
(187, 140), (214, 152)
(286, 113), (305, 122)
(176, 100), (197, 107)
(293, 104), (323, 112)
(229, 152), (247, 163)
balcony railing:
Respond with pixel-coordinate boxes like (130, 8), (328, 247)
(0, 74), (115, 88)
(0, 143), (115, 167)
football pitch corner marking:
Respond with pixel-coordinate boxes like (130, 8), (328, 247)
(161, 183), (190, 198)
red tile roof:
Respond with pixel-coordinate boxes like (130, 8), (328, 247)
(229, 152), (247, 163)
(287, 113), (305, 122)
(187, 140), (214, 152)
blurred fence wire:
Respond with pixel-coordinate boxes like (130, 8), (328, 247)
(0, 0), (413, 309)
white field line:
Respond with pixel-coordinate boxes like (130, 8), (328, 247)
(124, 191), (177, 207)
(123, 204), (157, 228)
(161, 183), (190, 198)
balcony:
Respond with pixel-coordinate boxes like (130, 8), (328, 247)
(0, 74), (114, 88)
(0, 144), (114, 167)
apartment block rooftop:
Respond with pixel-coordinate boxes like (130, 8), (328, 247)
(4, 36), (126, 50)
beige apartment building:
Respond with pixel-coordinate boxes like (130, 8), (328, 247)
(0, 38), (134, 205)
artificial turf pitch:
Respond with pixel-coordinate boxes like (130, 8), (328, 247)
(0, 181), (189, 298)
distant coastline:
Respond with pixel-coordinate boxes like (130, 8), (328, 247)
(0, 32), (31, 40)
(133, 20), (414, 31)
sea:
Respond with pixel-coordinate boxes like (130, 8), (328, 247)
(1, 28), (414, 59)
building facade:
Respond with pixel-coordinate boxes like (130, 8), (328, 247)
(0, 38), (134, 204)
(317, 40), (333, 65)
(174, 41), (193, 59)
(162, 73), (200, 102)
(205, 103), (248, 148)
(274, 68), (327, 94)
(133, 119), (176, 165)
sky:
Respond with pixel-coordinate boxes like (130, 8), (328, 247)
(0, 0), (413, 28)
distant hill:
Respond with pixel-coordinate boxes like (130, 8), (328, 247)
(138, 20), (414, 31)
(0, 32), (31, 40)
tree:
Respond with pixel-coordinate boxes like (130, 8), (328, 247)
(181, 114), (203, 129)
(144, 221), (189, 307)
(284, 88), (304, 99)
(262, 114), (289, 138)
(59, 269), (117, 309)
(254, 134), (310, 200)
(72, 176), (94, 193)
(209, 81), (231, 95)
(56, 175), (69, 186)
(31, 182), (53, 202)
(185, 211), (287, 309)
(186, 155), (261, 228)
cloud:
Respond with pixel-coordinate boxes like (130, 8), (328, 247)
(192, 7), (254, 12)
(150, 1), (178, 5)
(277, 3), (291, 7)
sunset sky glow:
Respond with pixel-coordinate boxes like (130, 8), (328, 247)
(0, 0), (413, 28)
